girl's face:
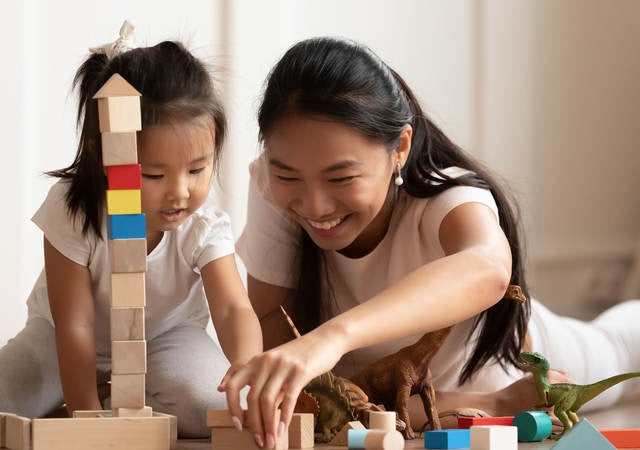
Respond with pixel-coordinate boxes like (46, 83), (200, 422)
(138, 117), (215, 251)
(266, 115), (410, 257)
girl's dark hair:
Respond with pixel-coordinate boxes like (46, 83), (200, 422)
(257, 37), (530, 384)
(48, 41), (226, 237)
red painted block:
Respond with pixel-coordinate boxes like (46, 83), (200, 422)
(600, 429), (640, 448)
(107, 164), (142, 190)
(458, 416), (515, 429)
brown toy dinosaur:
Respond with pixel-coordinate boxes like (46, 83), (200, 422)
(350, 327), (453, 439)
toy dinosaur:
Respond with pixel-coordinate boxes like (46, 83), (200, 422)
(350, 327), (453, 439)
(518, 351), (640, 439)
(301, 371), (388, 442)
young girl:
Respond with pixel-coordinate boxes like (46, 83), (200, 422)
(0, 28), (262, 438)
(221, 37), (640, 448)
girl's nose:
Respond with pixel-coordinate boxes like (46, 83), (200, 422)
(166, 176), (190, 201)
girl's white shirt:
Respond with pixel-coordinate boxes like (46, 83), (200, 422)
(28, 179), (235, 355)
(237, 155), (525, 391)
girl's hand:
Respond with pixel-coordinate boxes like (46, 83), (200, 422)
(219, 332), (343, 449)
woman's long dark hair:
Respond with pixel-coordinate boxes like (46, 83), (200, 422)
(257, 37), (530, 384)
(47, 41), (227, 238)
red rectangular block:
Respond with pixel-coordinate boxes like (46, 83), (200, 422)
(108, 164), (142, 190)
(600, 429), (640, 448)
(458, 416), (514, 429)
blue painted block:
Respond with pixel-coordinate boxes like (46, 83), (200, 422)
(108, 214), (146, 239)
(424, 428), (470, 448)
(347, 429), (369, 449)
(513, 411), (552, 441)
(551, 418), (616, 450)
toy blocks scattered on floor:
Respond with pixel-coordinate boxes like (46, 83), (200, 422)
(551, 418), (615, 450)
(207, 409), (288, 450)
(368, 411), (396, 432)
(458, 415), (515, 429)
(424, 428), (470, 449)
(600, 428), (640, 448)
(470, 425), (518, 450)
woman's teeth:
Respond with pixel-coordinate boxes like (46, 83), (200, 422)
(307, 216), (344, 230)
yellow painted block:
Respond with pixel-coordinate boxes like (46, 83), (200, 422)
(110, 272), (145, 307)
(106, 189), (141, 215)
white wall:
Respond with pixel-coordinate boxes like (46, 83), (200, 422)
(1, 1), (639, 345)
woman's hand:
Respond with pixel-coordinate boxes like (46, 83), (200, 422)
(218, 331), (344, 449)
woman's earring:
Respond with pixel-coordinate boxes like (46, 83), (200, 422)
(394, 162), (404, 186)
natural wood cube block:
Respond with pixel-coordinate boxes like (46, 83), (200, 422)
(107, 164), (142, 190)
(106, 189), (141, 215)
(211, 427), (288, 450)
(110, 272), (145, 307)
(5, 413), (31, 450)
(112, 340), (146, 375)
(108, 238), (147, 273)
(289, 413), (314, 449)
(111, 374), (145, 409)
(102, 132), (137, 166)
(111, 307), (145, 340)
(97, 96), (141, 133)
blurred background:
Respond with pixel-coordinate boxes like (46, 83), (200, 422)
(1, 0), (639, 346)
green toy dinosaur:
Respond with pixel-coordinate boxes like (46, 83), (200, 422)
(518, 351), (640, 439)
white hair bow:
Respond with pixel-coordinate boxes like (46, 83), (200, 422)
(89, 20), (136, 59)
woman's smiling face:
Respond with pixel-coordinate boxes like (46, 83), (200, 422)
(265, 115), (408, 257)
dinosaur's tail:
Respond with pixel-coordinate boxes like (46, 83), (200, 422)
(576, 372), (640, 408)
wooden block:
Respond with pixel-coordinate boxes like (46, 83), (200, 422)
(153, 412), (178, 450)
(458, 416), (515, 429)
(111, 307), (145, 340)
(93, 73), (142, 98)
(32, 416), (169, 450)
(512, 411), (551, 442)
(106, 189), (141, 215)
(364, 429), (404, 450)
(112, 340), (147, 374)
(108, 214), (146, 239)
(5, 413), (31, 450)
(600, 428), (640, 448)
(369, 411), (396, 431)
(289, 413), (314, 449)
(110, 272), (146, 307)
(348, 428), (370, 449)
(206, 409), (235, 428)
(108, 238), (146, 273)
(330, 420), (365, 446)
(107, 164), (142, 190)
(0, 413), (5, 448)
(102, 132), (137, 166)
(470, 425), (517, 450)
(425, 428), (470, 449)
(97, 96), (142, 132)
(551, 418), (616, 450)
(72, 410), (111, 418)
(211, 427), (288, 450)
(110, 374), (145, 409)
(113, 406), (152, 417)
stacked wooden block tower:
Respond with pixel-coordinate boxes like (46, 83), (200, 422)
(96, 73), (149, 418)
(0, 73), (175, 450)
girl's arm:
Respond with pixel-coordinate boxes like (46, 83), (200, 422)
(201, 254), (262, 368)
(223, 202), (512, 446)
(43, 237), (101, 414)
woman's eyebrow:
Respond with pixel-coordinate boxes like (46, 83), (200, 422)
(269, 158), (361, 173)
